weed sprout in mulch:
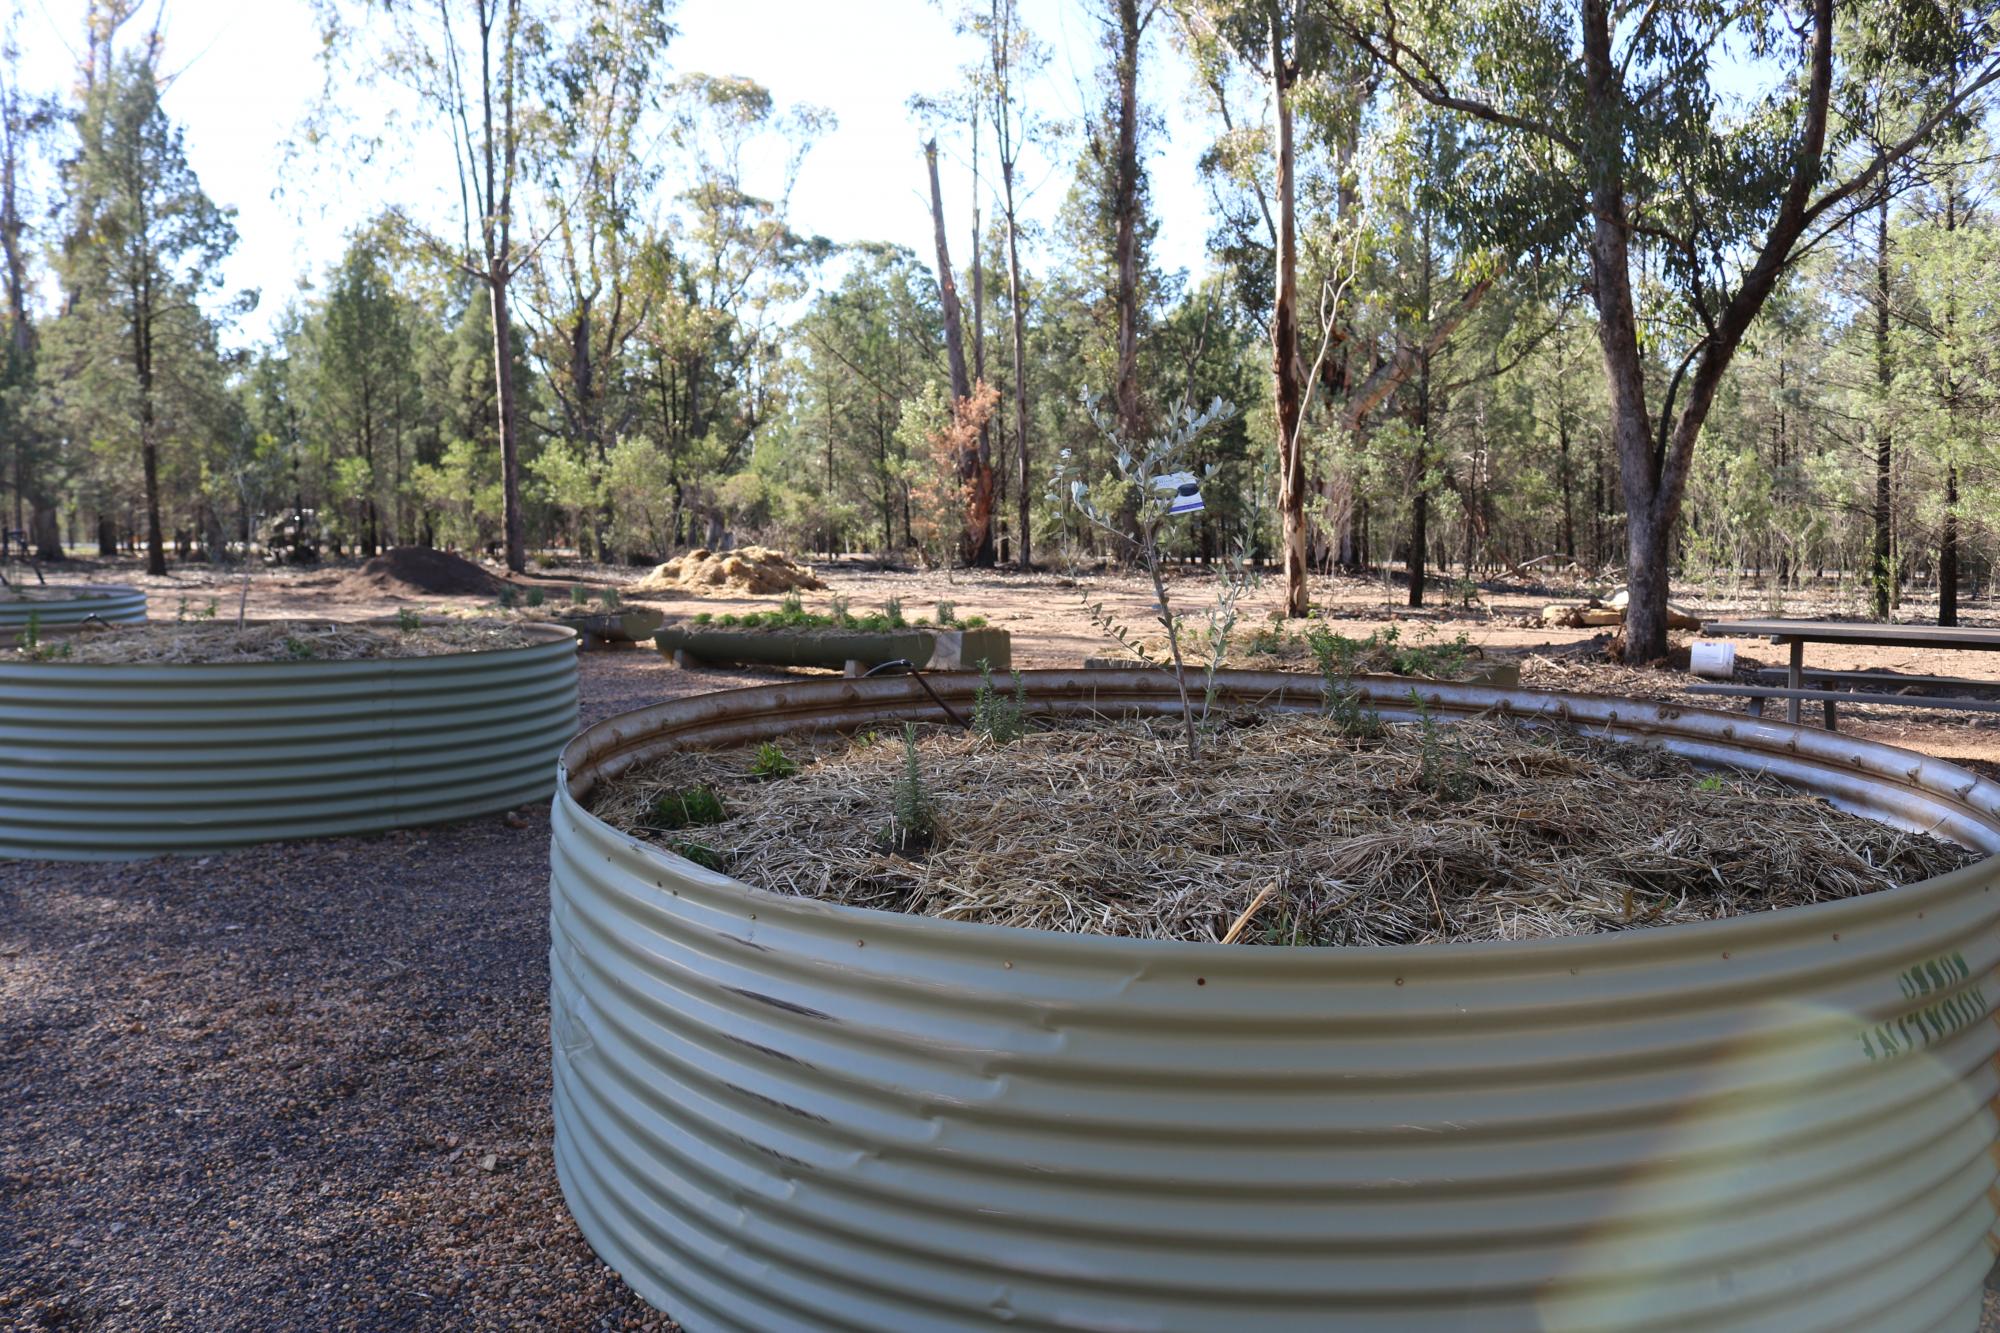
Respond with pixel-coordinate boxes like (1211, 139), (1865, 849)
(587, 707), (1984, 947)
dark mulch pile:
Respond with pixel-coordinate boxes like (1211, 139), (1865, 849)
(0, 652), (777, 1333)
(336, 547), (505, 599)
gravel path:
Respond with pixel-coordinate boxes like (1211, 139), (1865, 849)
(4, 645), (1998, 1331)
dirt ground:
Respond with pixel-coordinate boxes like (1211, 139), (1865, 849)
(4, 550), (2000, 1330)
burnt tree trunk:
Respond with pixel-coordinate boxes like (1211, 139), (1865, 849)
(925, 138), (993, 565)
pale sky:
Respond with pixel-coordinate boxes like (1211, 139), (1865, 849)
(14, 0), (1220, 347)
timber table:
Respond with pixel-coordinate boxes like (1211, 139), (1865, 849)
(1701, 618), (2000, 725)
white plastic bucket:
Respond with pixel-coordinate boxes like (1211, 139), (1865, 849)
(1690, 640), (1736, 679)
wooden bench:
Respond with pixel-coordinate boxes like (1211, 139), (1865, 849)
(1686, 682), (2000, 730)
(1749, 667), (1998, 696)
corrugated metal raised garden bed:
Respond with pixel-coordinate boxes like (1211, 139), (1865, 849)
(0, 583), (147, 627)
(550, 669), (2000, 1331)
(1, 618), (578, 859)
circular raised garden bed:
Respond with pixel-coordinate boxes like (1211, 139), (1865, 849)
(551, 669), (2000, 1331)
(0, 620), (578, 859)
(0, 583), (146, 628)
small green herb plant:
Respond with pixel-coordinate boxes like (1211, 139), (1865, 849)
(883, 724), (937, 851)
(749, 741), (799, 780)
(525, 587), (546, 608)
(971, 660), (1028, 744)
(650, 784), (726, 830)
(395, 608), (422, 633)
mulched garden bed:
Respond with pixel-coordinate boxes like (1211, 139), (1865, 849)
(7, 620), (543, 664)
(593, 711), (1983, 945)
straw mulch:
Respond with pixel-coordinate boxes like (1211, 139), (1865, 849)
(11, 619), (543, 664)
(628, 546), (824, 597)
(591, 713), (1983, 945)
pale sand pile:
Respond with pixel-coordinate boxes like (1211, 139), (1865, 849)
(628, 546), (825, 597)
(593, 712), (1981, 946)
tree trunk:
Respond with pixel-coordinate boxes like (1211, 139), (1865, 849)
(1269, 18), (1307, 618)
(1557, 412), (1575, 560)
(1111, 0), (1142, 441)
(1407, 481), (1427, 609)
(1870, 193), (1893, 620)
(490, 267), (525, 574)
(1940, 462), (1959, 627)
(1004, 175), (1031, 570)
(924, 139), (992, 564)
(1574, 0), (1835, 660)
(926, 140), (971, 404)
(968, 126), (993, 567)
(135, 302), (165, 577)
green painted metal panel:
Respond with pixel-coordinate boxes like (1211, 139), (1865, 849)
(0, 584), (146, 627)
(0, 623), (578, 859)
(655, 625), (937, 670)
(550, 670), (2000, 1332)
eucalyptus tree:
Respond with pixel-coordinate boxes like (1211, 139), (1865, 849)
(971, 0), (1048, 568)
(1177, 1), (1499, 615)
(1350, 0), (2000, 658)
(310, 0), (572, 572)
(638, 74), (831, 545)
(520, 0), (673, 557)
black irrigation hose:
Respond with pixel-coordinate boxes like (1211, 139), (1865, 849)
(863, 658), (971, 730)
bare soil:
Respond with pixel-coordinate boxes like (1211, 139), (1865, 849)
(4, 551), (1998, 1330)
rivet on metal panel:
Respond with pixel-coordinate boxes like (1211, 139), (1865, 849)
(1196, 977), (1205, 986)
(1394, 977), (1404, 986)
